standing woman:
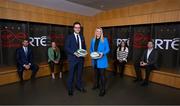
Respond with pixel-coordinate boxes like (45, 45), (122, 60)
(90, 27), (110, 97)
(116, 40), (129, 77)
(48, 41), (61, 79)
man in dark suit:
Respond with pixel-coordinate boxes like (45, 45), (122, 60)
(65, 22), (87, 96)
(16, 39), (39, 84)
(134, 41), (158, 86)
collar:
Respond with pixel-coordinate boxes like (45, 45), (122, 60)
(74, 32), (79, 36)
(23, 46), (27, 49)
(148, 48), (153, 51)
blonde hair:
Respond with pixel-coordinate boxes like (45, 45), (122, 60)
(94, 27), (104, 42)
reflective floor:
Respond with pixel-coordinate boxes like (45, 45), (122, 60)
(0, 67), (180, 105)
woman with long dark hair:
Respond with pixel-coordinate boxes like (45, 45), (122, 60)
(114, 40), (129, 77)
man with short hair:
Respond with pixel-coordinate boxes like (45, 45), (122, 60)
(65, 22), (87, 96)
(16, 39), (39, 84)
(134, 41), (158, 86)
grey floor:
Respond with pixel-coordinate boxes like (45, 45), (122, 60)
(0, 67), (180, 105)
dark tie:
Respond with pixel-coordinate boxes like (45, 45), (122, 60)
(24, 47), (28, 57)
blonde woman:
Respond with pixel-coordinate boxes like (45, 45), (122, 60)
(90, 27), (110, 97)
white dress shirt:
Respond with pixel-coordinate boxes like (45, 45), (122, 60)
(22, 46), (31, 66)
(146, 48), (153, 62)
(23, 46), (28, 55)
(74, 32), (82, 49)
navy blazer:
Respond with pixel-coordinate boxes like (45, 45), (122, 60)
(65, 33), (86, 62)
(141, 49), (158, 68)
(16, 47), (33, 67)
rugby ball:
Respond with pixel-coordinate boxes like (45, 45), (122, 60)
(90, 52), (101, 59)
(76, 49), (88, 57)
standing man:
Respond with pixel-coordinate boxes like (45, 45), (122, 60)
(16, 39), (39, 84)
(65, 22), (87, 96)
(134, 41), (158, 86)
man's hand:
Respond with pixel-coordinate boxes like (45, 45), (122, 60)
(140, 61), (147, 66)
(24, 65), (30, 70)
(54, 61), (59, 64)
(143, 62), (147, 66)
(74, 52), (80, 57)
(99, 53), (103, 58)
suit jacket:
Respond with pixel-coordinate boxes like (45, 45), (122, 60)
(48, 47), (60, 62)
(65, 33), (86, 62)
(141, 49), (158, 68)
(90, 37), (110, 68)
(16, 47), (33, 67)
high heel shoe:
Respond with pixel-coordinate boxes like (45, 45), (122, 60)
(99, 90), (106, 97)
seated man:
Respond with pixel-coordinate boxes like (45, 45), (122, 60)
(134, 41), (158, 86)
(16, 39), (39, 84)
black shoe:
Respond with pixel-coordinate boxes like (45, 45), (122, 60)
(76, 87), (87, 93)
(99, 90), (106, 97)
(141, 81), (149, 86)
(68, 90), (73, 96)
(120, 74), (124, 78)
(133, 78), (142, 82)
(92, 85), (99, 90)
(133, 78), (139, 82)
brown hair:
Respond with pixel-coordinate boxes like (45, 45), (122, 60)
(73, 21), (81, 28)
(118, 40), (128, 51)
(51, 41), (59, 52)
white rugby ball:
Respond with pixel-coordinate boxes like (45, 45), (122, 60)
(76, 49), (87, 57)
(90, 52), (100, 59)
(77, 49), (87, 54)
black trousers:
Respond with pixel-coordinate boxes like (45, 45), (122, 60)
(17, 64), (39, 81)
(67, 60), (84, 90)
(134, 63), (155, 82)
(113, 60), (127, 76)
(48, 61), (63, 73)
(93, 65), (106, 91)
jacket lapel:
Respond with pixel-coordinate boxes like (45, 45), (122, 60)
(21, 47), (26, 57)
(148, 49), (154, 60)
(22, 47), (30, 57)
(92, 38), (95, 51)
(72, 34), (79, 48)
